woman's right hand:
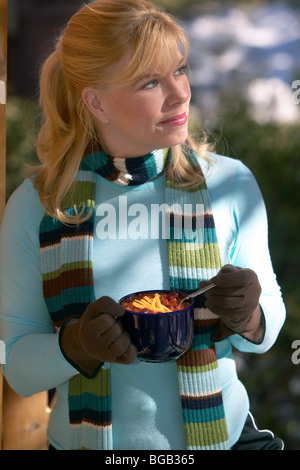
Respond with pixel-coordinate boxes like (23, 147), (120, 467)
(59, 296), (137, 377)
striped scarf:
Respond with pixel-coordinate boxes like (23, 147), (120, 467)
(39, 146), (230, 450)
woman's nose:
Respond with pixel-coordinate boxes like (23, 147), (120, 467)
(165, 78), (191, 107)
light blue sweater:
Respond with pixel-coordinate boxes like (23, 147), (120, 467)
(0, 154), (285, 449)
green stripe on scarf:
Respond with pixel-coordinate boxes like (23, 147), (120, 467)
(39, 146), (229, 450)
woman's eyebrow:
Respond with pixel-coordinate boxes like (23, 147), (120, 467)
(141, 72), (161, 80)
(141, 59), (186, 81)
(134, 57), (187, 87)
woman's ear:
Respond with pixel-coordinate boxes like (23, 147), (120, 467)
(81, 87), (109, 124)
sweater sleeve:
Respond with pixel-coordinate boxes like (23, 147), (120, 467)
(0, 180), (77, 397)
(228, 161), (286, 353)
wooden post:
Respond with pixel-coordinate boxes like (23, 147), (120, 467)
(2, 382), (49, 450)
(0, 0), (49, 450)
(0, 0), (8, 451)
(0, 1), (6, 220)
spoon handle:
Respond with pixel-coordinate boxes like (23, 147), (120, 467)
(179, 283), (215, 306)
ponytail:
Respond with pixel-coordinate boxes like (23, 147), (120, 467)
(32, 42), (93, 224)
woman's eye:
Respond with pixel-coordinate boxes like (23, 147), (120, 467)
(140, 65), (187, 90)
(175, 65), (187, 76)
(143, 80), (158, 90)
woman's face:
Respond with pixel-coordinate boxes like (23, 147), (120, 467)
(84, 51), (191, 157)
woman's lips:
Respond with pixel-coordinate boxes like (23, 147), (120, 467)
(160, 112), (188, 126)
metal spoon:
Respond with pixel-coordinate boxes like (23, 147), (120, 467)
(179, 283), (216, 307)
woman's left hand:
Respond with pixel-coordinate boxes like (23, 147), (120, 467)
(199, 264), (264, 343)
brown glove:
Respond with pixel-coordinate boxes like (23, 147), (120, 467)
(199, 265), (264, 343)
(59, 296), (137, 378)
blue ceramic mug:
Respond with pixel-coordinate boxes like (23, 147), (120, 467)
(118, 290), (194, 363)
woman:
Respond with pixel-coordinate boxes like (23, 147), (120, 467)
(0, 0), (285, 450)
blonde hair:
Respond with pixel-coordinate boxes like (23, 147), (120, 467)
(32, 0), (211, 224)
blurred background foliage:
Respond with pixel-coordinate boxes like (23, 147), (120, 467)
(5, 0), (300, 450)
(209, 96), (300, 450)
(6, 92), (41, 197)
